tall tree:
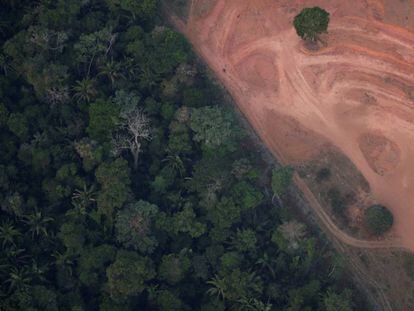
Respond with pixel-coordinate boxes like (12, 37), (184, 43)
(293, 7), (330, 42)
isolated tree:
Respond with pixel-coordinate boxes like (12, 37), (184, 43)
(364, 204), (393, 235)
(293, 7), (330, 42)
(112, 107), (151, 170)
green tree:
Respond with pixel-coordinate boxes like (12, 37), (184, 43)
(115, 200), (159, 253)
(229, 229), (257, 253)
(322, 289), (353, 311)
(190, 106), (239, 153)
(158, 252), (191, 285)
(271, 166), (294, 198)
(78, 245), (116, 287)
(293, 7), (330, 42)
(7, 113), (28, 141)
(106, 250), (155, 299)
(156, 204), (206, 238)
(95, 158), (131, 221)
(155, 289), (183, 311)
(87, 99), (120, 142)
(72, 78), (97, 104)
(0, 220), (21, 247)
(364, 204), (393, 235)
(22, 209), (53, 238)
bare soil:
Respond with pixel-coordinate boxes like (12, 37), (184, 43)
(172, 0), (414, 253)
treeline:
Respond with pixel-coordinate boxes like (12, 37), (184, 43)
(0, 0), (362, 310)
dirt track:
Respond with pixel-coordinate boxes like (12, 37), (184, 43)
(173, 0), (414, 252)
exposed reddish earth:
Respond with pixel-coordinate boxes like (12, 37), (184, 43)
(172, 0), (414, 252)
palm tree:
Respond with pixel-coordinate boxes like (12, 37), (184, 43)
(22, 209), (54, 238)
(0, 220), (21, 247)
(206, 275), (227, 300)
(30, 259), (49, 283)
(162, 153), (185, 177)
(255, 253), (276, 279)
(2, 246), (30, 267)
(4, 266), (32, 293)
(0, 53), (13, 76)
(71, 183), (96, 208)
(52, 250), (74, 276)
(72, 78), (97, 103)
(235, 297), (273, 311)
(98, 59), (124, 87)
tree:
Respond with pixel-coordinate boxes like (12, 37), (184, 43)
(207, 275), (227, 300)
(106, 250), (155, 299)
(98, 60), (124, 88)
(271, 166), (294, 199)
(74, 27), (115, 77)
(0, 221), (21, 247)
(229, 229), (257, 253)
(364, 204), (393, 235)
(22, 209), (53, 238)
(155, 290), (183, 311)
(293, 7), (330, 42)
(95, 158), (131, 221)
(112, 106), (151, 170)
(78, 245), (116, 287)
(72, 78), (97, 104)
(87, 99), (120, 142)
(156, 204), (206, 238)
(158, 252), (191, 285)
(190, 106), (239, 153)
(322, 289), (353, 311)
(272, 220), (307, 252)
(115, 200), (159, 253)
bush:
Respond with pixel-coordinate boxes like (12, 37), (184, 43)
(327, 188), (345, 217)
(364, 205), (393, 235)
(316, 167), (331, 182)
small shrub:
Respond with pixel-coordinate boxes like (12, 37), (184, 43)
(316, 167), (331, 182)
(327, 188), (345, 217)
(364, 204), (393, 235)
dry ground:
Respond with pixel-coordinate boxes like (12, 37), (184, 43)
(165, 0), (414, 309)
(173, 0), (414, 252)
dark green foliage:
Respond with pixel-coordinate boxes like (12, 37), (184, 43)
(293, 7), (330, 41)
(0, 1), (365, 310)
(323, 289), (354, 311)
(190, 106), (239, 153)
(106, 250), (155, 298)
(327, 188), (346, 218)
(115, 200), (159, 253)
(364, 204), (394, 235)
(271, 166), (294, 197)
(316, 167), (331, 182)
(87, 99), (120, 142)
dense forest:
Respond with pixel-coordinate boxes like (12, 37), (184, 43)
(0, 0), (364, 310)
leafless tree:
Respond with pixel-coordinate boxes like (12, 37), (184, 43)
(112, 107), (151, 170)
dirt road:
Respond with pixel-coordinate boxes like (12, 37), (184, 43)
(170, 0), (414, 252)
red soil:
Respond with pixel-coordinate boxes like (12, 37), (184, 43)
(177, 0), (414, 251)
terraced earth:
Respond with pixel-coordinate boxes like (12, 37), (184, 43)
(171, 0), (414, 252)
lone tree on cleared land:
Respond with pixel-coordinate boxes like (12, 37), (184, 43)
(293, 7), (330, 42)
(364, 204), (394, 235)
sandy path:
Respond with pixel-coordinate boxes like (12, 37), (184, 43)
(171, 0), (414, 252)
